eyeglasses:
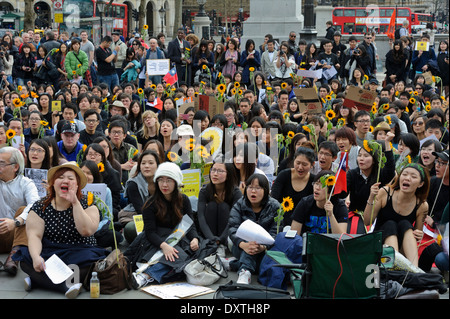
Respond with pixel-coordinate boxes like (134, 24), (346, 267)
(224, 114), (234, 118)
(87, 152), (101, 158)
(413, 121), (424, 126)
(318, 151), (333, 157)
(29, 118), (41, 122)
(356, 120), (371, 124)
(0, 162), (15, 168)
(29, 147), (45, 154)
(157, 178), (175, 185)
(211, 168), (226, 174)
(85, 119), (98, 124)
(435, 160), (448, 167)
(415, 87), (423, 90)
(247, 186), (263, 191)
(110, 130), (123, 136)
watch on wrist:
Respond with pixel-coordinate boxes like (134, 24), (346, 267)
(14, 219), (21, 227)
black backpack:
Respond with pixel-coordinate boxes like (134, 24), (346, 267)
(394, 28), (401, 40)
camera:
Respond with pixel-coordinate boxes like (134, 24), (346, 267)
(354, 49), (360, 55)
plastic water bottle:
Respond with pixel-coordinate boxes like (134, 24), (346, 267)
(90, 272), (100, 298)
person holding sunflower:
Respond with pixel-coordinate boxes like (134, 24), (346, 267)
(64, 39), (89, 84)
(193, 40), (214, 83)
(290, 170), (348, 235)
(240, 39), (261, 87)
(271, 147), (315, 228)
(23, 110), (54, 144)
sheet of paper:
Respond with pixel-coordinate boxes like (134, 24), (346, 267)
(44, 254), (74, 284)
(322, 66), (337, 80)
(142, 283), (214, 299)
(236, 219), (275, 245)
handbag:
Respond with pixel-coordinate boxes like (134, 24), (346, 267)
(85, 249), (132, 294)
(184, 252), (227, 286)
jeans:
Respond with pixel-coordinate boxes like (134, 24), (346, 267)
(230, 243), (264, 274)
(143, 262), (171, 283)
(148, 75), (162, 85)
(97, 73), (119, 91)
(435, 252), (449, 272)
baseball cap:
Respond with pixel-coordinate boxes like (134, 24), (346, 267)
(432, 149), (449, 162)
(61, 121), (79, 134)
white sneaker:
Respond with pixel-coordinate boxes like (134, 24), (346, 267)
(65, 283), (82, 299)
(131, 272), (154, 289)
(24, 276), (32, 292)
(220, 256), (236, 271)
(237, 269), (251, 285)
(217, 244), (226, 258)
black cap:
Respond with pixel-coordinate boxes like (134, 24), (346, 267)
(432, 149), (449, 162)
(61, 121), (78, 134)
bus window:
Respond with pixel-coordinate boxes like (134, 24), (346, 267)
(120, 6), (125, 19)
(333, 9), (343, 17)
(398, 9), (410, 17)
(411, 14), (415, 22)
(379, 9), (385, 17)
(344, 23), (355, 33)
(334, 25), (342, 33)
(344, 9), (355, 17)
(115, 6), (121, 18)
(385, 9), (394, 17)
(379, 25), (388, 33)
(355, 9), (367, 17)
(355, 25), (367, 33)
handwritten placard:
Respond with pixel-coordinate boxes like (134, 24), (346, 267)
(146, 59), (171, 76)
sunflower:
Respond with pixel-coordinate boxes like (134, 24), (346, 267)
(167, 151), (179, 162)
(406, 155), (412, 164)
(249, 67), (255, 72)
(385, 115), (392, 125)
(425, 104), (431, 112)
(363, 74), (369, 81)
(77, 64), (82, 68)
(72, 70), (77, 75)
(30, 91), (38, 98)
(217, 84), (226, 94)
(281, 82), (287, 89)
(281, 196), (294, 212)
(238, 89), (243, 95)
(133, 149), (139, 157)
(6, 129), (15, 139)
(202, 65), (207, 70)
(137, 88), (144, 95)
(143, 25), (149, 30)
(87, 192), (94, 206)
(395, 91), (399, 97)
(432, 76), (436, 82)
(369, 126), (374, 133)
(413, 91), (418, 96)
(102, 98), (108, 103)
(363, 140), (373, 153)
(302, 125), (311, 133)
(266, 87), (272, 91)
(97, 162), (105, 173)
(82, 144), (87, 152)
(325, 109), (336, 121)
(283, 112), (290, 121)
(13, 98), (21, 107)
(371, 105), (377, 114)
(231, 88), (237, 95)
(20, 94), (29, 99)
(287, 131), (295, 139)
(382, 103), (389, 110)
(325, 176), (336, 187)
(40, 120), (49, 127)
(409, 97), (416, 104)
(185, 139), (195, 151)
(337, 117), (346, 126)
(151, 84), (156, 89)
(326, 95), (332, 101)
(234, 82), (240, 88)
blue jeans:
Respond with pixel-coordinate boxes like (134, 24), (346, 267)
(143, 262), (171, 283)
(435, 252), (449, 272)
(148, 75), (162, 85)
(97, 73), (119, 91)
(230, 243), (264, 274)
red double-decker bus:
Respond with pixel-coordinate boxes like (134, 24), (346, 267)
(332, 6), (413, 35)
(60, 0), (128, 40)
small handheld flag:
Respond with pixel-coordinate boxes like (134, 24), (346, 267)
(163, 67), (178, 86)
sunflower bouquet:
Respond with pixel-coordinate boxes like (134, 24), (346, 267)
(274, 196), (294, 234)
(216, 83), (227, 102)
(76, 144), (88, 166)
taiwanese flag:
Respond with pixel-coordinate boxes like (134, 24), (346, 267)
(333, 151), (348, 195)
(163, 67), (178, 86)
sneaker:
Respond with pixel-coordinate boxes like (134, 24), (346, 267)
(217, 245), (226, 258)
(24, 277), (32, 292)
(131, 272), (154, 289)
(219, 256), (236, 271)
(237, 269), (251, 285)
(65, 283), (82, 299)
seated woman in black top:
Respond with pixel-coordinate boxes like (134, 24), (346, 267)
(291, 170), (348, 235)
(345, 134), (396, 214)
(363, 163), (429, 267)
(197, 161), (241, 256)
(271, 147), (315, 228)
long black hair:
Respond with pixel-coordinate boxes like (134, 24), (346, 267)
(243, 173), (271, 208)
(204, 161), (238, 205)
